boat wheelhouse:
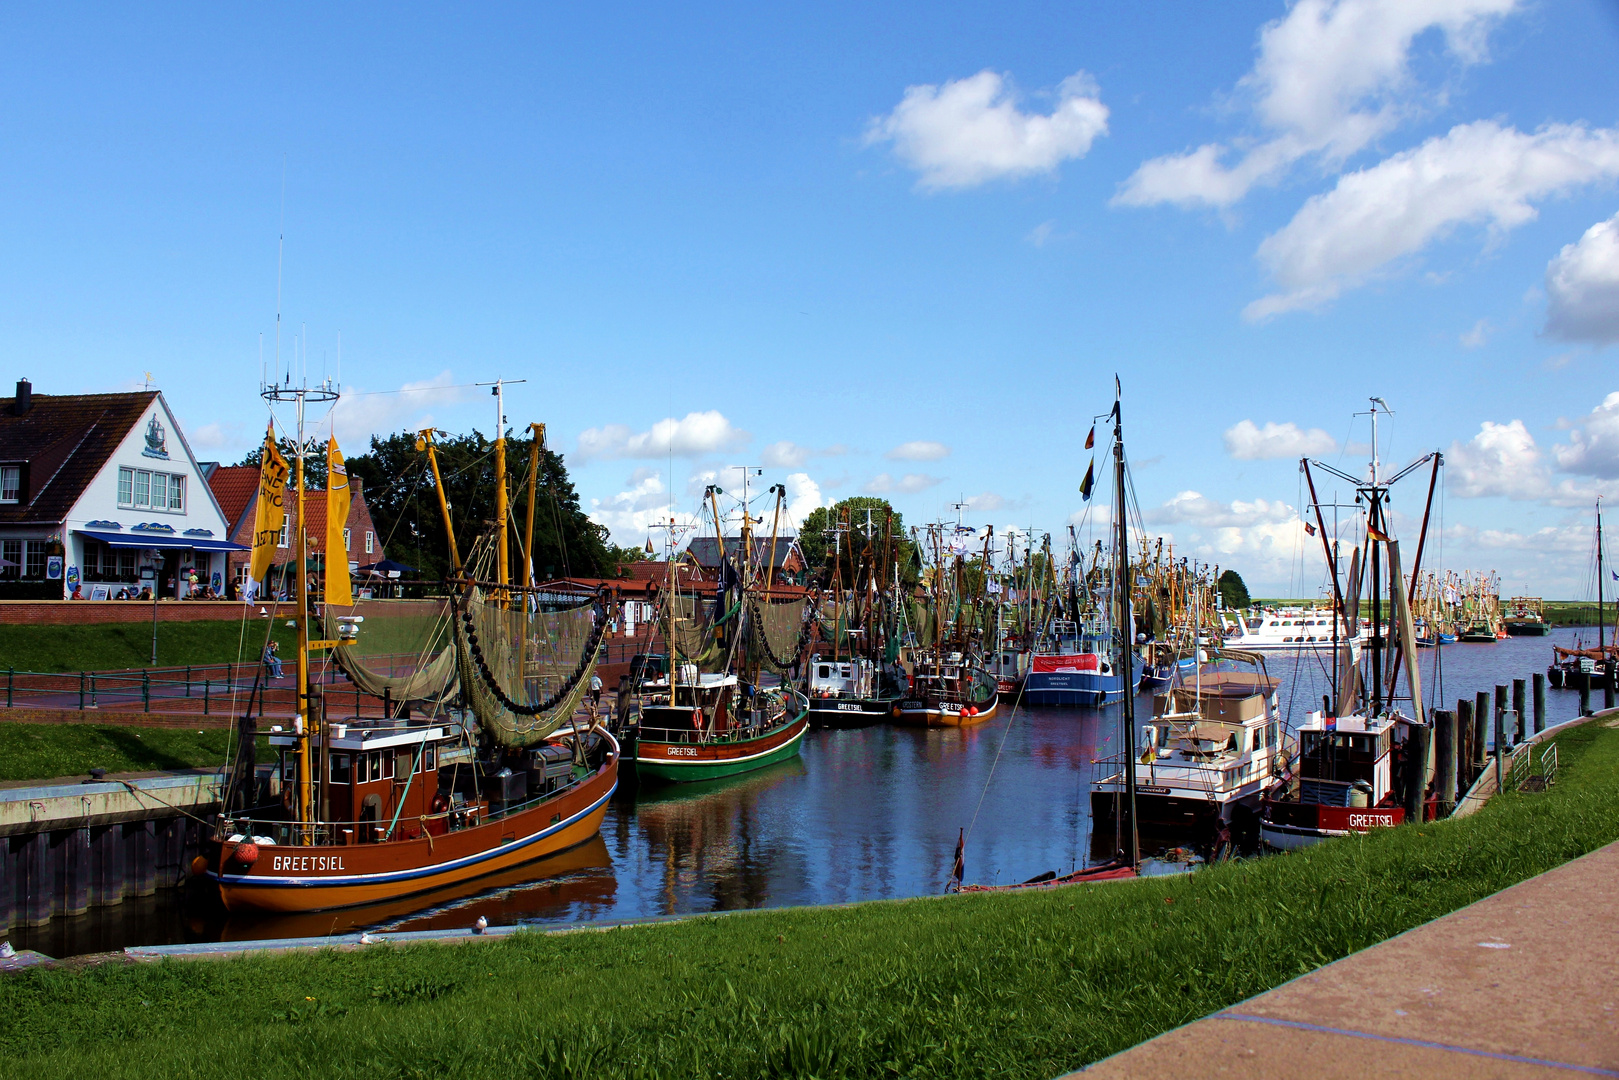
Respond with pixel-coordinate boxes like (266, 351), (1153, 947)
(804, 652), (904, 726)
(1090, 660), (1282, 858)
(1260, 710), (1406, 850)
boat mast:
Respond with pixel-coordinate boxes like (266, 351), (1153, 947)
(1112, 387), (1139, 870)
(1599, 499), (1605, 652)
(478, 379), (525, 606)
(262, 376), (338, 844)
(523, 423), (545, 590)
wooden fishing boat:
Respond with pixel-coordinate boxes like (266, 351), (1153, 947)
(201, 384), (617, 914)
(804, 653), (905, 727)
(629, 671), (810, 783)
(892, 649), (999, 726)
(1503, 598), (1550, 636)
(1260, 711), (1405, 851)
(954, 862), (1135, 892)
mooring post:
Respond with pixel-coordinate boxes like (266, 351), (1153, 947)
(1532, 672), (1546, 734)
(185, 665), (192, 698)
(1457, 698), (1474, 786)
(1472, 691), (1489, 776)
(203, 678), (210, 716)
(1579, 682), (1592, 717)
(1512, 679), (1526, 742)
(1606, 670), (1616, 712)
(1494, 699), (1506, 793)
(1435, 709), (1457, 816)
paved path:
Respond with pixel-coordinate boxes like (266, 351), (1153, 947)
(1073, 840), (1619, 1078)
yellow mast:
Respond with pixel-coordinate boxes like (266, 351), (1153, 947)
(294, 438), (312, 836)
(523, 423), (545, 589)
(415, 428), (461, 574)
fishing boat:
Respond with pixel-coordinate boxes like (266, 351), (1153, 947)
(804, 506), (908, 726)
(1549, 501), (1615, 691)
(892, 519), (1000, 726)
(893, 648), (999, 725)
(201, 383), (618, 914)
(805, 653), (905, 726)
(623, 476), (812, 782)
(1503, 597), (1550, 636)
(1260, 398), (1439, 850)
(1023, 614), (1140, 706)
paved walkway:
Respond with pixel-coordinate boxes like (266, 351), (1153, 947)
(1073, 839), (1619, 1078)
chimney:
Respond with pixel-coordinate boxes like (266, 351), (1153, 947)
(14, 379), (31, 415)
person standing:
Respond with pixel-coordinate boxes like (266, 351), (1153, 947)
(590, 672), (603, 711)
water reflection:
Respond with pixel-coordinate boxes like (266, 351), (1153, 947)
(17, 629), (1593, 957)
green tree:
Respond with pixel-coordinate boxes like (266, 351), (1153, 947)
(1217, 569), (1251, 611)
(234, 436), (327, 489)
(343, 429), (615, 583)
(799, 498), (916, 588)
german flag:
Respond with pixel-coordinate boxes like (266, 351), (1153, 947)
(1367, 522), (1390, 542)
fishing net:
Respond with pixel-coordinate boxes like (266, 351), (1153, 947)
(322, 598), (460, 707)
(750, 596), (809, 671)
(665, 593), (725, 668)
(455, 585), (607, 747)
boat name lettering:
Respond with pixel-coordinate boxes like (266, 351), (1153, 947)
(271, 855), (346, 872)
(666, 746), (699, 757)
(1137, 785), (1172, 795)
(1347, 812), (1396, 829)
(836, 703), (861, 712)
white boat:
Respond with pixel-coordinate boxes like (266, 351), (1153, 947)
(1222, 608), (1367, 654)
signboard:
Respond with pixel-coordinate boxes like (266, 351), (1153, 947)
(90, 584), (110, 601)
(46, 556), (63, 580)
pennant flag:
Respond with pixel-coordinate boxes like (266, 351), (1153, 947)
(1084, 425), (1095, 450)
(1079, 459), (1095, 501)
(249, 424), (289, 583)
(325, 437), (353, 607)
(1305, 522), (1317, 536)
(1367, 523), (1390, 542)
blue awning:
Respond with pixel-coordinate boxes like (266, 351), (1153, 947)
(77, 529), (247, 553)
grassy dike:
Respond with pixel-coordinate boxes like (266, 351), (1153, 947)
(0, 619), (300, 674)
(0, 725), (280, 782)
(3, 721), (1617, 1080)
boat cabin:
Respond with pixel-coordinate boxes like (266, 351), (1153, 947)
(1289, 710), (1398, 808)
(809, 654), (875, 699)
(269, 724), (449, 844)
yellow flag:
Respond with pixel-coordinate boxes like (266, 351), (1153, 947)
(249, 424), (289, 582)
(325, 437), (352, 607)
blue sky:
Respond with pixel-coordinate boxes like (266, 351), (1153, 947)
(3, 2), (1618, 595)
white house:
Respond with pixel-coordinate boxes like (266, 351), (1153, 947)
(0, 379), (243, 599)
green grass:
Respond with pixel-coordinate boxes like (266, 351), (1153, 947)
(4, 721), (1617, 1080)
(0, 725), (276, 782)
(0, 620), (300, 674)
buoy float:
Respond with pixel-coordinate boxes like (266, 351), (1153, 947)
(233, 841), (260, 866)
(189, 855), (210, 877)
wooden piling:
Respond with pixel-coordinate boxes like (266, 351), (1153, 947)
(1512, 679), (1526, 743)
(1457, 698), (1475, 786)
(1606, 670), (1615, 712)
(1579, 682), (1591, 717)
(1434, 709), (1457, 816)
(1532, 672), (1546, 734)
(1472, 691), (1489, 772)
(1403, 722), (1429, 824)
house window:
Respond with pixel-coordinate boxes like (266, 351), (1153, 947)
(0, 465), (18, 504)
(24, 541), (46, 579)
(116, 468), (185, 512)
(118, 549), (137, 579)
(83, 543), (101, 579)
(0, 540), (18, 578)
(278, 522), (288, 548)
(343, 527), (351, 552)
(365, 530), (374, 554)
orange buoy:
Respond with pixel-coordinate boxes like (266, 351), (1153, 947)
(233, 841), (260, 866)
(189, 855), (210, 877)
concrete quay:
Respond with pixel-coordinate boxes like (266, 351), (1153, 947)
(1074, 838), (1619, 1078)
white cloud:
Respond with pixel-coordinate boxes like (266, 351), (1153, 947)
(1116, 0), (1520, 209)
(865, 472), (942, 495)
(1223, 419), (1338, 460)
(1553, 392), (1619, 478)
(185, 421), (242, 452)
(1245, 121), (1619, 320)
(1460, 318), (1492, 348)
(1545, 211), (1619, 346)
(329, 371), (472, 444)
(964, 492), (1007, 512)
(886, 440), (950, 461)
(866, 69), (1108, 191)
(760, 440), (847, 469)
(1447, 419), (1547, 499)
(1145, 491), (1297, 528)
(782, 472), (825, 526)
(576, 411), (750, 462)
(588, 468), (700, 545)
(1025, 220), (1057, 247)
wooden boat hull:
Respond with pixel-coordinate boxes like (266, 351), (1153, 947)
(1505, 622), (1550, 636)
(955, 862), (1135, 893)
(892, 693), (998, 727)
(632, 713), (809, 783)
(1260, 802), (1404, 850)
(204, 743), (618, 915)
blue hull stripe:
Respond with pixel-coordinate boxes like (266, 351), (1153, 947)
(211, 781), (616, 890)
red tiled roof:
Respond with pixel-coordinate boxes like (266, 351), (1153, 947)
(207, 465), (260, 534)
(0, 390), (157, 524)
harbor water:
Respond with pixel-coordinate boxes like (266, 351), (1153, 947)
(9, 628), (1596, 958)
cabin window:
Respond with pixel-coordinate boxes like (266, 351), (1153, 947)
(1266, 722), (1278, 749)
(383, 751), (394, 779)
(394, 749), (413, 778)
(370, 750), (384, 781)
(818, 666), (830, 678)
(330, 754), (351, 784)
(423, 743), (436, 771)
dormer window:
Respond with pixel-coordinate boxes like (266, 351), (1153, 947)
(0, 465), (18, 504)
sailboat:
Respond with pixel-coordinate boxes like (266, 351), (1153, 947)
(623, 475), (812, 783)
(1260, 399), (1440, 850)
(1548, 499), (1615, 692)
(200, 382), (618, 913)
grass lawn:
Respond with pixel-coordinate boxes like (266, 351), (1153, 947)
(3, 721), (1616, 1080)
(0, 619), (300, 674)
(0, 724), (279, 783)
